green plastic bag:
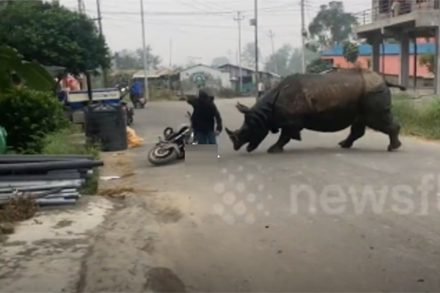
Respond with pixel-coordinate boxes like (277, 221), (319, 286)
(0, 126), (7, 154)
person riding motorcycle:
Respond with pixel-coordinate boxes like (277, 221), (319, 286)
(129, 80), (143, 105)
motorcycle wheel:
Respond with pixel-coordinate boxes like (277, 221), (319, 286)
(148, 145), (178, 166)
(163, 127), (174, 138)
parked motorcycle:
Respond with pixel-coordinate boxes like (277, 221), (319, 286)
(118, 86), (134, 126)
(132, 94), (146, 109)
(148, 112), (195, 166)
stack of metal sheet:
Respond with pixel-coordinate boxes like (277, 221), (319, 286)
(0, 155), (104, 206)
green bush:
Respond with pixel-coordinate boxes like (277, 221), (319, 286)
(42, 128), (100, 195)
(217, 87), (240, 98)
(42, 128), (99, 157)
(0, 87), (68, 153)
(392, 97), (440, 139)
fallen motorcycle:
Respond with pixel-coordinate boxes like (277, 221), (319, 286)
(148, 112), (195, 166)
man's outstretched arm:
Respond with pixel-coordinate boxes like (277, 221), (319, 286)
(186, 96), (197, 106)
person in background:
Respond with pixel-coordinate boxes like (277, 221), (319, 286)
(391, 0), (401, 17)
(258, 81), (265, 98)
(187, 89), (223, 158)
(130, 80), (142, 105)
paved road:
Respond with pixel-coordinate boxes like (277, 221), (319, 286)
(92, 98), (440, 292)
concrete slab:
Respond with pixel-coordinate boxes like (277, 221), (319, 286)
(0, 196), (113, 292)
(354, 11), (437, 36)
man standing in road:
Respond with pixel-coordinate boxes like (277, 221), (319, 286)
(187, 89), (223, 158)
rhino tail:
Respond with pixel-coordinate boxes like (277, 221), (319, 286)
(385, 81), (406, 91)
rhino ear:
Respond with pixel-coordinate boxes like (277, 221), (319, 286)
(235, 102), (250, 114)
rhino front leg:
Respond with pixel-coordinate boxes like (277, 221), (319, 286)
(267, 127), (301, 153)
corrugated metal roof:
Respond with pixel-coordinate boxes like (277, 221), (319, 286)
(217, 63), (281, 78)
(132, 68), (179, 78)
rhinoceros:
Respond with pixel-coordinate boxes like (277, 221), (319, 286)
(225, 68), (406, 154)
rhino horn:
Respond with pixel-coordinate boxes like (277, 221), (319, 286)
(235, 102), (250, 114)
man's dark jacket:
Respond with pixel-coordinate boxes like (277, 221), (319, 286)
(187, 94), (223, 133)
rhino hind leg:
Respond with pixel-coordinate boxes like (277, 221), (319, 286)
(365, 113), (401, 151)
(339, 119), (366, 148)
(267, 127), (302, 153)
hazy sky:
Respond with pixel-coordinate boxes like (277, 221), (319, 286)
(60, 0), (370, 66)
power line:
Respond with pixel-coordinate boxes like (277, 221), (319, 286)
(233, 11), (244, 93)
(86, 3), (300, 16)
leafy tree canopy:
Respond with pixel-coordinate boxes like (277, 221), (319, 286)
(306, 1), (357, 51)
(114, 47), (162, 70)
(264, 44), (319, 76)
(211, 56), (230, 67)
(418, 52), (435, 74)
(342, 41), (359, 64)
(0, 45), (54, 93)
(242, 42), (262, 68)
(0, 0), (111, 75)
(306, 58), (332, 73)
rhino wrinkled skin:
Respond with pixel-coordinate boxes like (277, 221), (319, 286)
(226, 68), (405, 154)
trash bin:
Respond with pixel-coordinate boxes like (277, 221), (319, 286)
(0, 126), (7, 154)
(85, 103), (127, 152)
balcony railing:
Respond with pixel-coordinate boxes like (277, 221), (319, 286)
(354, 0), (440, 26)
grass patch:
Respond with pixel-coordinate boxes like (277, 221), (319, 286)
(392, 94), (440, 139)
(42, 128), (100, 195)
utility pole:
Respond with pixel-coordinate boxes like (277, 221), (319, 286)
(250, 0), (259, 100)
(169, 39), (172, 67)
(96, 0), (108, 87)
(300, 0), (306, 73)
(140, 0), (149, 102)
(233, 11), (244, 94)
(268, 30), (278, 74)
(77, 0), (83, 13)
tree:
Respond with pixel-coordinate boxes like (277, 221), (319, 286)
(418, 52), (434, 74)
(114, 47), (161, 70)
(288, 48), (320, 73)
(0, 1), (111, 75)
(264, 45), (319, 76)
(135, 47), (162, 70)
(307, 1), (358, 49)
(211, 56), (229, 67)
(342, 41), (359, 65)
(306, 58), (332, 73)
(242, 42), (262, 68)
(114, 50), (139, 70)
(264, 44), (293, 76)
(0, 46), (54, 93)
(185, 58), (198, 68)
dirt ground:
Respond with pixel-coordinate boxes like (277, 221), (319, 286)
(0, 150), (172, 292)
